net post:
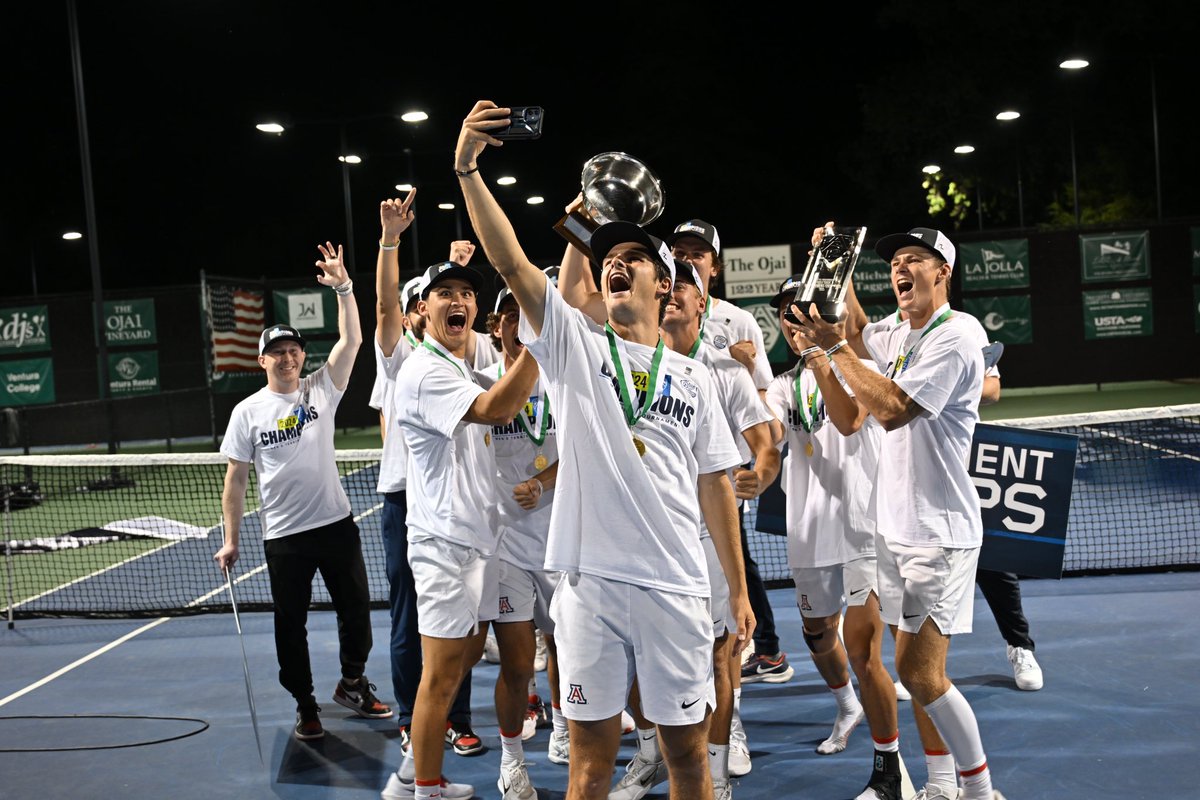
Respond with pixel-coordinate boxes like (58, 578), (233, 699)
(5, 489), (14, 630)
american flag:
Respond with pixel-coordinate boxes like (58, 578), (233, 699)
(208, 283), (264, 372)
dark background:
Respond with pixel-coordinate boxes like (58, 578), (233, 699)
(3, 0), (1198, 442)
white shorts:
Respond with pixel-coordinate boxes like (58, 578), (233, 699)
(791, 556), (878, 619)
(550, 572), (715, 726)
(408, 536), (499, 638)
(496, 561), (561, 633)
(875, 534), (978, 635)
(703, 536), (733, 637)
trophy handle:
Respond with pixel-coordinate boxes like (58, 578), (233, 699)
(553, 210), (600, 263)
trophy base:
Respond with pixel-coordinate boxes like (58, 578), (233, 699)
(787, 291), (847, 325)
(553, 211), (600, 263)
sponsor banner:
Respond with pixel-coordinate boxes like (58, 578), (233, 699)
(959, 239), (1030, 290)
(108, 351), (160, 396)
(1082, 288), (1154, 339)
(972, 424), (1079, 578)
(273, 288), (337, 333)
(853, 251), (893, 298)
(1, 357), (55, 406)
(300, 340), (333, 377)
(103, 299), (157, 346)
(1080, 231), (1150, 283)
(964, 295), (1033, 345)
(0, 305), (51, 353)
(722, 244), (794, 300)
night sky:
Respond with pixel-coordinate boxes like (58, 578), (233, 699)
(7, 0), (1197, 299)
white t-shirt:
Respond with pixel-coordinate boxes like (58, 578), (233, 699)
(702, 296), (772, 390)
(369, 333), (418, 493)
(471, 330), (500, 371)
(394, 336), (499, 555)
(861, 303), (984, 548)
(766, 363), (880, 567)
(221, 366), (350, 540)
(520, 282), (742, 597)
(476, 362), (559, 572)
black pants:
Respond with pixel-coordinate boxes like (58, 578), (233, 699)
(264, 515), (373, 707)
(739, 504), (779, 655)
(976, 568), (1035, 651)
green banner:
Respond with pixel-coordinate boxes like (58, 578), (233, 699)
(1082, 288), (1154, 339)
(273, 288), (337, 334)
(103, 299), (157, 346)
(0, 305), (51, 353)
(853, 252), (892, 298)
(1192, 227), (1200, 278)
(959, 239), (1030, 290)
(964, 295), (1033, 345)
(1, 357), (55, 405)
(1080, 231), (1150, 283)
(300, 340), (334, 377)
(212, 369), (264, 395)
(108, 351), (160, 396)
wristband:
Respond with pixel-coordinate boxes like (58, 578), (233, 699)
(799, 346), (823, 360)
(455, 165), (479, 177)
(380, 239), (400, 251)
(825, 339), (849, 357)
(333, 279), (354, 296)
(530, 478), (544, 497)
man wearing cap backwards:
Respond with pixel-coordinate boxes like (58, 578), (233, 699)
(368, 194), (482, 762)
(766, 273), (900, 800)
(215, 242), (392, 742)
(454, 100), (752, 800)
(792, 226), (1005, 800)
(606, 258), (778, 800)
(383, 257), (539, 800)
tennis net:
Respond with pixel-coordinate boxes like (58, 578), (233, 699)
(3, 403), (1198, 620)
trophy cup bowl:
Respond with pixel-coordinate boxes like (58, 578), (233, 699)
(787, 225), (868, 324)
(554, 152), (665, 262)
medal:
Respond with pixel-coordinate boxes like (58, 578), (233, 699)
(534, 453), (548, 470)
(484, 432), (491, 446)
(632, 436), (646, 457)
(606, 323), (666, 461)
(499, 362), (552, 458)
(805, 442), (814, 457)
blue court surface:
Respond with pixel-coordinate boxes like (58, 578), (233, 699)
(3, 571), (1198, 799)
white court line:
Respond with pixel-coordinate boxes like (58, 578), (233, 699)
(1086, 426), (1200, 463)
(4, 539), (177, 612)
(1, 501), (383, 707)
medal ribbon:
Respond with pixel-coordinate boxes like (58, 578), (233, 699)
(404, 331), (419, 349)
(890, 308), (953, 378)
(791, 367), (821, 433)
(605, 323), (666, 430)
(422, 339), (466, 379)
(497, 362), (551, 447)
(687, 316), (706, 358)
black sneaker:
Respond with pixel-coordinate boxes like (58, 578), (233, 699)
(444, 720), (485, 756)
(858, 750), (902, 800)
(295, 704), (324, 741)
(333, 676), (394, 719)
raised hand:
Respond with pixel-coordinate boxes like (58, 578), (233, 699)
(315, 242), (349, 287)
(449, 240), (476, 266)
(454, 100), (514, 171)
(381, 189), (417, 241)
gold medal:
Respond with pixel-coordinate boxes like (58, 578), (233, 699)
(484, 432), (491, 447)
(805, 441), (814, 457)
(534, 454), (548, 471)
(632, 436), (646, 457)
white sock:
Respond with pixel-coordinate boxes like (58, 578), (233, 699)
(500, 730), (524, 770)
(709, 743), (729, 782)
(924, 750), (955, 789)
(874, 732), (900, 754)
(552, 703), (568, 735)
(414, 783), (441, 799)
(636, 727), (661, 762)
(733, 687), (742, 712)
(831, 681), (863, 725)
(399, 748), (416, 780)
(924, 686), (993, 799)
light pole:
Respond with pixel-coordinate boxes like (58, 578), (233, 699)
(996, 110), (1024, 229)
(1059, 58), (1089, 227)
(1150, 59), (1163, 221)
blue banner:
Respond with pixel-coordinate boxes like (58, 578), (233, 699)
(971, 423), (1079, 578)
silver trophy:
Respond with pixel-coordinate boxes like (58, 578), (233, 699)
(787, 224), (868, 323)
(554, 152), (665, 262)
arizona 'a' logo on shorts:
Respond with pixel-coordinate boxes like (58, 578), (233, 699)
(498, 596), (514, 614)
(566, 683), (588, 704)
(800, 594), (812, 612)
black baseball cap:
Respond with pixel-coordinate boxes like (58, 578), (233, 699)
(588, 221), (676, 286)
(874, 227), (956, 269)
(768, 274), (806, 309)
(665, 219), (722, 256)
(494, 266), (560, 314)
(419, 261), (486, 298)
(258, 324), (307, 355)
(402, 275), (428, 312)
(671, 258), (703, 290)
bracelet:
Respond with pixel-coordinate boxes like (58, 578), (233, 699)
(333, 279), (354, 296)
(799, 346), (823, 360)
(825, 339), (849, 357)
(455, 165), (479, 177)
(380, 239), (400, 251)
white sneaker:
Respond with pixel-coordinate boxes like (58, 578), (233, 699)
(548, 729), (570, 764)
(381, 771), (475, 800)
(728, 711), (752, 777)
(522, 695), (546, 741)
(608, 753), (667, 800)
(498, 761), (537, 800)
(740, 638), (755, 665)
(816, 707), (864, 754)
(534, 630), (549, 672)
(620, 709), (636, 735)
(714, 779), (733, 800)
(482, 629), (500, 664)
(911, 784), (963, 799)
(1007, 645), (1043, 691)
(894, 679), (911, 702)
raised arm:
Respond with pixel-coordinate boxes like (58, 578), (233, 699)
(557, 197), (607, 324)
(782, 318), (870, 436)
(464, 347), (540, 426)
(811, 221), (870, 359)
(376, 191), (417, 355)
(455, 101), (547, 333)
(214, 458), (251, 570)
(316, 242), (363, 390)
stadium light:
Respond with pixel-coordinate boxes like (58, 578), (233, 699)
(954, 145), (975, 154)
(255, 122), (285, 134)
(1059, 58), (1089, 70)
(438, 203), (455, 210)
(401, 111), (429, 123)
(996, 110), (1021, 121)
(497, 176), (517, 186)
(62, 231), (83, 240)
(338, 155), (362, 164)
(921, 164), (941, 175)
(526, 196), (545, 205)
(395, 183), (414, 192)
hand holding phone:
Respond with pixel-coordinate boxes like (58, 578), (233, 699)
(494, 106), (544, 141)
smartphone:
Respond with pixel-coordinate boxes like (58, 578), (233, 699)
(494, 106), (544, 140)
